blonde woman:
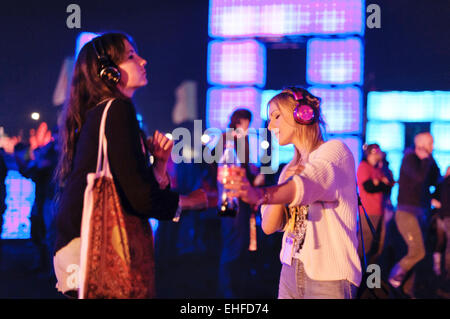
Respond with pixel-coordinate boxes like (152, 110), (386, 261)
(226, 87), (362, 299)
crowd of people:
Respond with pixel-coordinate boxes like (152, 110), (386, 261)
(0, 32), (449, 299)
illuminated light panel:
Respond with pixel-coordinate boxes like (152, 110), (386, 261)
(209, 0), (364, 37)
(367, 91), (450, 122)
(206, 87), (262, 130)
(309, 86), (362, 133)
(208, 40), (266, 86)
(307, 38), (363, 85)
(260, 90), (282, 121)
(75, 32), (99, 59)
(1, 171), (35, 239)
(312, 0), (364, 35)
(366, 121), (405, 151)
(434, 152), (450, 176)
(431, 122), (450, 152)
(384, 151), (403, 182)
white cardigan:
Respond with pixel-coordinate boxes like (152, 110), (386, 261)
(262, 140), (362, 287)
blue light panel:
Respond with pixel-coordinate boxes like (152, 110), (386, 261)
(384, 150), (403, 182)
(367, 91), (450, 122)
(260, 90), (282, 121)
(434, 152), (450, 176)
(431, 122), (450, 152)
(309, 86), (362, 134)
(366, 121), (405, 151)
(1, 171), (35, 239)
(307, 38), (363, 85)
(208, 39), (266, 86)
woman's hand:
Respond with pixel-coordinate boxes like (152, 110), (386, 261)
(224, 169), (262, 205)
(180, 189), (209, 211)
(147, 130), (173, 165)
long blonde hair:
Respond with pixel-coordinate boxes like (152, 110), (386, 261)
(268, 87), (326, 168)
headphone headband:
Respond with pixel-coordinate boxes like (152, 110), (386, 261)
(92, 37), (121, 85)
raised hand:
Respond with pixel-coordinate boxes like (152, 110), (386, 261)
(147, 130), (173, 165)
(29, 122), (53, 152)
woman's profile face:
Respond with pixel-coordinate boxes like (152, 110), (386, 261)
(267, 102), (296, 146)
(117, 40), (148, 97)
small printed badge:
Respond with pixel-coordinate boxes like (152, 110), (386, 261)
(281, 234), (295, 266)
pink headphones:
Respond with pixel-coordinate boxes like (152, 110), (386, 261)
(284, 88), (319, 125)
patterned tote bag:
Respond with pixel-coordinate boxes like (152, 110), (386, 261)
(79, 99), (155, 299)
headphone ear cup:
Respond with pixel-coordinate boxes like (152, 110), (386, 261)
(293, 102), (318, 125)
(99, 65), (121, 85)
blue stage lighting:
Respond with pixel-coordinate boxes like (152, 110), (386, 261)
(366, 121), (405, 151)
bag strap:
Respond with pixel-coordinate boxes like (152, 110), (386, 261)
(357, 192), (379, 270)
(95, 99), (115, 175)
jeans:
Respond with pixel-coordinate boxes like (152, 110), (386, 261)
(278, 258), (357, 299)
(395, 210), (426, 272)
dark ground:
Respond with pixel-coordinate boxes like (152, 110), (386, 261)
(0, 216), (449, 299)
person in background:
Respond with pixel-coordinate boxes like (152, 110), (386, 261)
(225, 87), (362, 299)
(14, 122), (58, 273)
(388, 132), (441, 298)
(430, 166), (450, 281)
(216, 108), (265, 298)
(356, 143), (394, 264)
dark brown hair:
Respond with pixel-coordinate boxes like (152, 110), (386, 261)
(55, 32), (134, 189)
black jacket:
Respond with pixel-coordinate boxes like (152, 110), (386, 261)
(54, 99), (179, 254)
(397, 150), (440, 210)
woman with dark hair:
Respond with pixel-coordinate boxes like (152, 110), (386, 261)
(53, 32), (207, 298)
(225, 87), (362, 299)
(357, 144), (394, 264)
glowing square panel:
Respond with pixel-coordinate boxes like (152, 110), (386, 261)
(366, 121), (405, 151)
(384, 150), (403, 182)
(311, 0), (364, 35)
(309, 86), (362, 133)
(434, 152), (450, 176)
(1, 170), (35, 239)
(260, 90), (282, 121)
(209, 0), (365, 37)
(431, 122), (450, 152)
(206, 87), (262, 130)
(209, 1), (260, 38)
(208, 40), (266, 86)
(307, 38), (363, 85)
(367, 91), (450, 122)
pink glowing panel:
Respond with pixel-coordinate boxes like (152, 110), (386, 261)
(206, 87), (262, 130)
(208, 40), (266, 86)
(307, 38), (363, 85)
(309, 86), (362, 133)
(209, 0), (364, 37)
